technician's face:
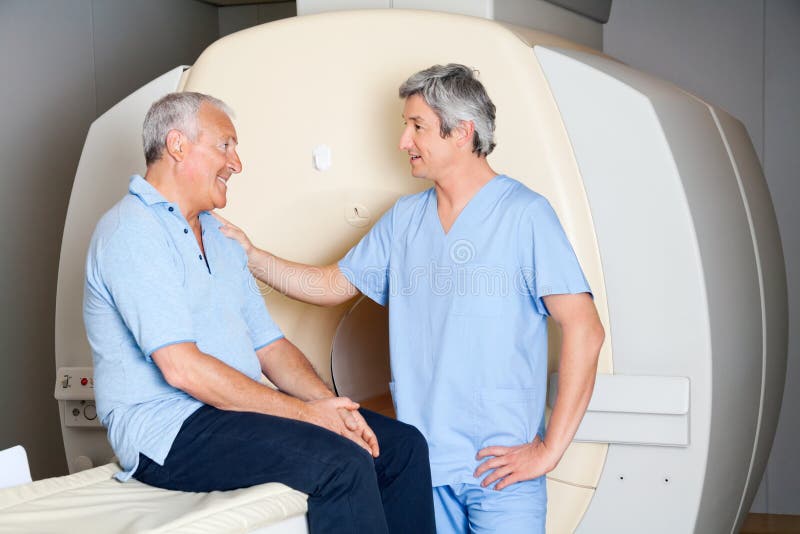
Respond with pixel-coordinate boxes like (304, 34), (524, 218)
(399, 94), (458, 181)
(184, 103), (242, 211)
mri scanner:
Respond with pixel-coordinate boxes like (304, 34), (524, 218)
(0, 8), (787, 534)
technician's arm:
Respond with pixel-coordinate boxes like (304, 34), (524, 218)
(213, 212), (358, 306)
(475, 292), (603, 490)
(152, 341), (378, 456)
(538, 293), (603, 461)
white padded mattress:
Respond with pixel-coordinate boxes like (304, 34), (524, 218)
(0, 463), (308, 533)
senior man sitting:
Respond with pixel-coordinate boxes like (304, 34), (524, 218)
(83, 91), (436, 534)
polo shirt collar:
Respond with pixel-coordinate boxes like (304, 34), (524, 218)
(129, 175), (169, 206)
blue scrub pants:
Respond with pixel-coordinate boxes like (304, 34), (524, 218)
(133, 405), (436, 534)
(433, 478), (546, 534)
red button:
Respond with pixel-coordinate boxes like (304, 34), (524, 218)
(81, 378), (88, 386)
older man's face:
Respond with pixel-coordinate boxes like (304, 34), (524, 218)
(184, 103), (242, 211)
(399, 94), (459, 182)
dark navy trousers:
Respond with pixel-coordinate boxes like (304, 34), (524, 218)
(133, 405), (436, 534)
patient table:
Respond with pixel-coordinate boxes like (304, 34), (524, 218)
(0, 462), (308, 534)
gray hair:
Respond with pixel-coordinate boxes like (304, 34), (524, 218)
(399, 64), (496, 156)
(142, 92), (234, 166)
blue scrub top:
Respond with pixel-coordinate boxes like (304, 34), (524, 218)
(339, 176), (591, 486)
(84, 175), (284, 480)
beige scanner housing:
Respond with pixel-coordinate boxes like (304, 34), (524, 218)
(43, 9), (786, 534)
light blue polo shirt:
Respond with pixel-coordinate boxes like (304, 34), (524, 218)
(84, 175), (283, 481)
(339, 175), (591, 487)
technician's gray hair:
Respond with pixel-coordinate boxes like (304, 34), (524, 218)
(399, 64), (496, 156)
(142, 92), (234, 166)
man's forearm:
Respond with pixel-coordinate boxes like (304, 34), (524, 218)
(257, 338), (335, 402)
(154, 341), (377, 455)
(153, 342), (306, 419)
(247, 248), (358, 306)
(544, 321), (603, 463)
(213, 212), (358, 306)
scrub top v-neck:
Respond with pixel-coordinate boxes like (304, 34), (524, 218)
(339, 175), (591, 486)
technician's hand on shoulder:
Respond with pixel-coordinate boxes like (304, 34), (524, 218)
(212, 211), (255, 257)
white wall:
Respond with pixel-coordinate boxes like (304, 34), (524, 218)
(0, 0), (218, 479)
(92, 2), (218, 115)
(605, 0), (800, 515)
